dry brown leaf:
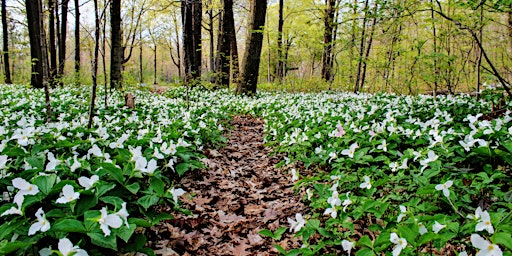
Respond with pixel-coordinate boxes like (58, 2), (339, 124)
(230, 240), (252, 256)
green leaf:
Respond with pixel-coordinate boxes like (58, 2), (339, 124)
(0, 220), (24, 240)
(259, 229), (274, 238)
(358, 235), (373, 248)
(101, 163), (124, 184)
(274, 227), (287, 240)
(150, 177), (165, 196)
(130, 218), (152, 228)
(52, 219), (87, 233)
(398, 225), (418, 247)
(124, 233), (147, 252)
(355, 247), (376, 256)
(125, 182), (140, 194)
(100, 196), (124, 209)
(26, 156), (44, 170)
(0, 241), (35, 254)
(175, 163), (190, 176)
(34, 174), (57, 195)
(96, 182), (116, 197)
(418, 233), (438, 246)
(88, 231), (117, 250)
(75, 194), (99, 216)
(492, 232), (512, 251)
(137, 195), (160, 210)
(501, 141), (512, 153)
(117, 223), (137, 243)
(152, 213), (174, 224)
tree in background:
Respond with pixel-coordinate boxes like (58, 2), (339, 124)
(321, 0), (335, 82)
(58, 0), (70, 85)
(182, 0), (202, 85)
(110, 0), (122, 89)
(2, 0), (11, 84)
(236, 0), (267, 95)
(74, 0), (80, 83)
(26, 0), (46, 88)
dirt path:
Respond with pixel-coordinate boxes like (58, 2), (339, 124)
(150, 115), (306, 255)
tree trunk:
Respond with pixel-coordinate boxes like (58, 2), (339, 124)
(431, 0), (439, 98)
(321, 0), (335, 82)
(26, 0), (45, 88)
(235, 0), (267, 95)
(48, 0), (57, 86)
(225, 0), (238, 83)
(139, 30), (143, 84)
(1, 0), (11, 84)
(359, 2), (378, 92)
(208, 6), (215, 81)
(354, 0), (369, 92)
(88, 0), (100, 129)
(74, 0), (80, 83)
(215, 0), (232, 88)
(153, 45), (157, 85)
(110, 0), (123, 89)
(182, 0), (202, 84)
(275, 0), (284, 83)
(58, 0), (69, 85)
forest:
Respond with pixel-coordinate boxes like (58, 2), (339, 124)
(0, 0), (512, 255)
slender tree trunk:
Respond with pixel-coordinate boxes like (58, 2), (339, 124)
(26, 0), (45, 88)
(477, 5), (483, 98)
(354, 0), (369, 92)
(58, 0), (69, 85)
(48, 0), (57, 86)
(153, 45), (157, 85)
(110, 0), (123, 89)
(208, 7), (215, 81)
(359, 2), (378, 92)
(276, 0), (284, 83)
(182, 0), (202, 84)
(236, 0), (267, 95)
(74, 0), (80, 83)
(88, 0), (100, 129)
(1, 0), (11, 84)
(139, 30), (143, 84)
(321, 0), (335, 82)
(228, 2), (239, 83)
(431, 0), (439, 97)
(40, 1), (51, 122)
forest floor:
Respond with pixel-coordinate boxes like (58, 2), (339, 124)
(148, 115), (307, 255)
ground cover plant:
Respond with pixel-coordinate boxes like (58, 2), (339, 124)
(0, 84), (511, 255)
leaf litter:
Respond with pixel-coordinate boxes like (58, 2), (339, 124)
(150, 115), (306, 255)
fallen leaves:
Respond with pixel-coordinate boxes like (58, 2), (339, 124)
(151, 116), (306, 255)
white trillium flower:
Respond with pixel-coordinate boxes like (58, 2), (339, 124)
(116, 202), (130, 228)
(135, 157), (158, 175)
(341, 240), (354, 255)
(342, 192), (352, 212)
(291, 168), (299, 182)
(28, 208), (50, 235)
(306, 188), (313, 201)
(418, 222), (428, 235)
(397, 205), (407, 223)
(341, 142), (358, 158)
(87, 144), (103, 159)
(45, 152), (61, 171)
(56, 185), (80, 204)
(390, 232), (407, 256)
(170, 187), (186, 203)
(287, 213), (305, 233)
(13, 177), (39, 197)
(57, 238), (89, 256)
(471, 234), (503, 256)
(435, 180), (453, 198)
(78, 175), (99, 190)
(432, 221), (446, 234)
(0, 155), (8, 169)
(98, 207), (123, 236)
(420, 150), (438, 172)
(459, 251), (469, 256)
(69, 155), (82, 172)
(475, 209), (494, 234)
(359, 175), (372, 189)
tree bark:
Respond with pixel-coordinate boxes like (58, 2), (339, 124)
(182, 0), (202, 85)
(88, 0), (100, 129)
(58, 0), (69, 84)
(275, 0), (284, 83)
(74, 0), (80, 82)
(48, 0), (57, 86)
(354, 0), (369, 92)
(321, 0), (335, 82)
(110, 0), (123, 89)
(359, 2), (378, 92)
(1, 0), (11, 84)
(236, 0), (267, 95)
(215, 0), (232, 87)
(26, 0), (45, 88)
